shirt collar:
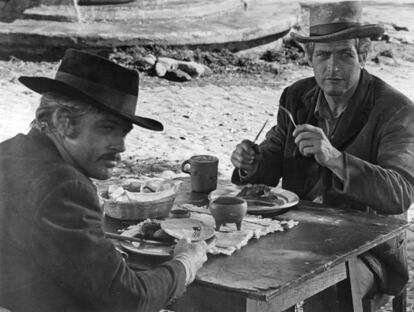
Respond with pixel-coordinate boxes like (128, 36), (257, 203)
(314, 91), (348, 121)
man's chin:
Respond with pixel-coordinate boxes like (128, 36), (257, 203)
(91, 169), (113, 180)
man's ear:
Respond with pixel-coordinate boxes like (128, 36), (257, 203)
(358, 53), (367, 68)
(305, 51), (313, 67)
(53, 109), (74, 138)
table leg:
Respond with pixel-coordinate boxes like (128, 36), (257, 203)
(346, 257), (363, 312)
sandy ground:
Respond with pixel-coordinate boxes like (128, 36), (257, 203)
(1, 2), (414, 311)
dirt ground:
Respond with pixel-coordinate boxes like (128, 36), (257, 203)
(1, 2), (414, 311)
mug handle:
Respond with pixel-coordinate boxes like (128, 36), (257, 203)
(181, 159), (191, 174)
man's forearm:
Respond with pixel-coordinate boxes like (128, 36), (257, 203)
(331, 152), (414, 214)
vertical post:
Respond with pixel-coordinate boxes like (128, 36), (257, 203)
(346, 257), (363, 312)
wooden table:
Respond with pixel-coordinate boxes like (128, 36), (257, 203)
(105, 179), (409, 312)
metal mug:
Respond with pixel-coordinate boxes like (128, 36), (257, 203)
(181, 155), (218, 193)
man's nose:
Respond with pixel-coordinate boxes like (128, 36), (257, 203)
(327, 55), (339, 73)
(109, 136), (126, 153)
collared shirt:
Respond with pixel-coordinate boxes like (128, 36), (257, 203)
(308, 91), (348, 202)
(314, 91), (348, 138)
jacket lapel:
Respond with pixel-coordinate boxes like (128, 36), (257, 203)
(299, 85), (319, 126)
(330, 69), (375, 150)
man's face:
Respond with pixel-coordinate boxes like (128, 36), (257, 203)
(63, 111), (132, 180)
(310, 39), (363, 97)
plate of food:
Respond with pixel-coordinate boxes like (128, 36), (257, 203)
(160, 218), (215, 242)
(118, 219), (216, 257)
(119, 220), (175, 257)
(209, 184), (299, 214)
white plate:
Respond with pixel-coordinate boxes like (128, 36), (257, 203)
(119, 227), (173, 257)
(209, 185), (299, 214)
(121, 242), (173, 257)
(160, 218), (215, 242)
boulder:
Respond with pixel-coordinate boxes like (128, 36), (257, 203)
(155, 57), (178, 77)
(134, 53), (156, 71)
(177, 61), (211, 78)
(164, 69), (192, 82)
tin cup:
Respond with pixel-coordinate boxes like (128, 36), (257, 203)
(181, 155), (219, 193)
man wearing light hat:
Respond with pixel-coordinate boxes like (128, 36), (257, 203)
(231, 1), (414, 310)
(0, 49), (207, 311)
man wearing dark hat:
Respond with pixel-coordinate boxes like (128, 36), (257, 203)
(231, 1), (414, 311)
(0, 49), (207, 312)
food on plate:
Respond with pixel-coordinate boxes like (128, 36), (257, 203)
(236, 184), (284, 205)
(140, 220), (175, 242)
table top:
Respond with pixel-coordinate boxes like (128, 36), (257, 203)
(104, 178), (409, 303)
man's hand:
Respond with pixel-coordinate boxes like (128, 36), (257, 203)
(293, 124), (345, 179)
(173, 238), (208, 285)
(230, 139), (261, 177)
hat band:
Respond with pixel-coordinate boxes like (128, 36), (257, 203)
(55, 71), (138, 115)
(310, 22), (361, 36)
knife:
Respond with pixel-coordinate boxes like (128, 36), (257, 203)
(105, 232), (173, 246)
(252, 119), (268, 144)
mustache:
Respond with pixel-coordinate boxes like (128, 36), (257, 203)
(99, 153), (121, 161)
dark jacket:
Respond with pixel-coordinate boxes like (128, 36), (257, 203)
(233, 69), (414, 295)
(0, 129), (186, 312)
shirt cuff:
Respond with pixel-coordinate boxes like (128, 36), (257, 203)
(173, 254), (194, 286)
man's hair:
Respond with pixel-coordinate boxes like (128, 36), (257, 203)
(31, 92), (99, 136)
(303, 37), (372, 60)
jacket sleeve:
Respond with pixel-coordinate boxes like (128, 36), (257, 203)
(232, 89), (289, 186)
(30, 178), (186, 312)
(331, 104), (414, 214)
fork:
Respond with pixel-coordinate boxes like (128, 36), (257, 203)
(278, 106), (297, 128)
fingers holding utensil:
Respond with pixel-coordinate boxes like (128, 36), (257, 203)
(293, 124), (341, 167)
(231, 120), (268, 175)
(231, 139), (261, 173)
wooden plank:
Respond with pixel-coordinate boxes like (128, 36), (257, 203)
(191, 214), (407, 302)
(245, 262), (347, 312)
(173, 262), (347, 312)
(346, 257), (363, 312)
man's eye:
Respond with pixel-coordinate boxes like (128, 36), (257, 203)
(101, 125), (114, 131)
(341, 51), (354, 58)
(316, 52), (329, 59)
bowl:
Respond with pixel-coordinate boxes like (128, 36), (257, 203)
(101, 179), (180, 221)
(209, 196), (247, 231)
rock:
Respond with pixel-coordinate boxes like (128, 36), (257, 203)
(392, 23), (409, 32)
(177, 61), (212, 78)
(134, 54), (156, 71)
(164, 69), (192, 82)
(373, 55), (398, 66)
(155, 57), (178, 77)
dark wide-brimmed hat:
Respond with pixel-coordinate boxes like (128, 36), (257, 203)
(291, 1), (384, 43)
(19, 49), (163, 131)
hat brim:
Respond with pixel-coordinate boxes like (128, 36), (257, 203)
(291, 24), (384, 43)
(18, 76), (163, 131)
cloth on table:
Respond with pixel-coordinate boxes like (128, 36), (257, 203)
(178, 204), (298, 256)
